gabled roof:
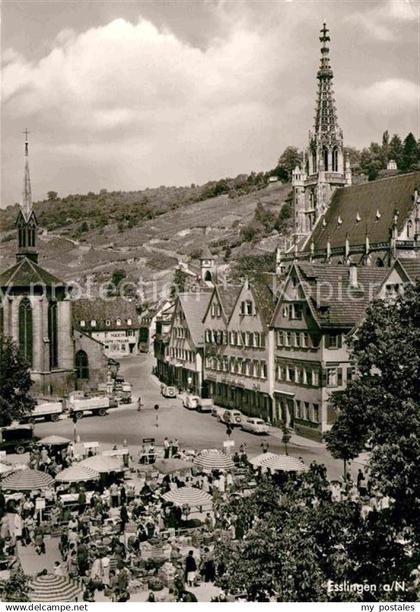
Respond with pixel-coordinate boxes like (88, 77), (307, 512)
(217, 285), (242, 319)
(200, 244), (213, 260)
(250, 281), (276, 328)
(272, 262), (389, 330)
(178, 292), (212, 346)
(308, 172), (420, 250)
(398, 258), (420, 283)
(296, 263), (389, 329)
(0, 257), (64, 288)
(72, 298), (140, 330)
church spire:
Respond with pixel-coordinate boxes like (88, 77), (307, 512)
(22, 128), (32, 222)
(16, 129), (38, 263)
(314, 23), (340, 137)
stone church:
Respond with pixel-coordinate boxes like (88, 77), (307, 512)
(0, 135), (108, 396)
(278, 23), (420, 270)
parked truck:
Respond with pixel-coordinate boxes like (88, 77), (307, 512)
(20, 401), (64, 424)
(66, 393), (117, 420)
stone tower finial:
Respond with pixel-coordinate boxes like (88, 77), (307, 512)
(22, 128), (32, 222)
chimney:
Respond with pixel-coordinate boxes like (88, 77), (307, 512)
(349, 264), (358, 288)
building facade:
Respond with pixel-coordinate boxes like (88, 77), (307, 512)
(72, 298), (140, 357)
(203, 281), (274, 420)
(166, 292), (212, 395)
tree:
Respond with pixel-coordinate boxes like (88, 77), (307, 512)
(326, 283), (420, 542)
(3, 566), (31, 601)
(389, 134), (403, 168)
(106, 269), (127, 297)
(170, 268), (188, 299)
(277, 146), (301, 179)
(47, 191), (58, 201)
(0, 336), (34, 427)
(400, 132), (419, 172)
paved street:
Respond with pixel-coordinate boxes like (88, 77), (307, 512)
(33, 353), (362, 482)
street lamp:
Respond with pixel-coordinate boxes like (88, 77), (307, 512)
(72, 413), (78, 443)
(154, 404), (159, 428)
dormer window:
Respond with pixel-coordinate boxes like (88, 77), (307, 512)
(127, 318), (132, 325)
(91, 320), (96, 327)
(116, 318), (121, 326)
(80, 320), (85, 327)
(105, 320), (111, 326)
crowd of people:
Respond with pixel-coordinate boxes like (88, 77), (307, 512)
(0, 439), (258, 602)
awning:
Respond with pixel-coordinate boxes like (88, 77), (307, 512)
(29, 575), (81, 602)
(162, 486), (213, 508)
(55, 465), (99, 483)
(37, 436), (71, 447)
(1, 469), (54, 491)
(79, 455), (124, 474)
(154, 458), (193, 474)
(193, 449), (235, 472)
(273, 390), (295, 397)
(250, 452), (306, 473)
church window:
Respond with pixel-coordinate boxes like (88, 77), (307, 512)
(407, 220), (413, 239)
(48, 301), (58, 369)
(204, 270), (212, 281)
(332, 147), (338, 171)
(19, 298), (33, 366)
(75, 350), (89, 379)
(323, 147), (329, 171)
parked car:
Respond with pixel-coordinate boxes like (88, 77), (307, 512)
(219, 409), (243, 426)
(241, 417), (270, 435)
(183, 394), (200, 410)
(161, 385), (177, 399)
(197, 399), (213, 413)
(0, 424), (36, 454)
(211, 406), (226, 419)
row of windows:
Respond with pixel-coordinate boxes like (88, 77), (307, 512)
(80, 318), (132, 328)
(169, 347), (195, 363)
(206, 356), (267, 379)
(173, 326), (189, 340)
(276, 330), (342, 350)
(276, 363), (320, 387)
(281, 303), (304, 320)
(295, 400), (320, 423)
(205, 329), (266, 348)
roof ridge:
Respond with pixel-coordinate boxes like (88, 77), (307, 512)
(339, 170), (420, 190)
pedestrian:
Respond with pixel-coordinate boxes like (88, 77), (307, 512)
(185, 550), (197, 587)
(148, 442), (155, 464)
(34, 524), (45, 555)
(172, 439), (179, 457)
(110, 482), (119, 508)
(120, 485), (127, 506)
(357, 469), (367, 497)
(78, 487), (87, 515)
(163, 437), (170, 459)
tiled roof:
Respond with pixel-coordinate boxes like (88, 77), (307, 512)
(398, 258), (420, 282)
(308, 172), (420, 250)
(178, 292), (212, 346)
(72, 298), (140, 330)
(296, 263), (389, 329)
(251, 280), (276, 327)
(217, 285), (242, 319)
(0, 257), (64, 287)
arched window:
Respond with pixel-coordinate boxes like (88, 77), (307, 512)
(19, 298), (33, 366)
(375, 258), (384, 267)
(204, 270), (212, 282)
(332, 148), (338, 172)
(323, 147), (329, 171)
(407, 220), (413, 239)
(48, 301), (58, 369)
(75, 350), (89, 379)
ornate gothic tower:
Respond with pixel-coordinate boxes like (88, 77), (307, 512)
(16, 130), (38, 263)
(293, 23), (351, 243)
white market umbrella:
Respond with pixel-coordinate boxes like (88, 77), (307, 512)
(250, 452), (307, 473)
(162, 486), (213, 508)
(193, 449), (234, 472)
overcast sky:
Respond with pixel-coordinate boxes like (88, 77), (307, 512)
(2, 0), (419, 206)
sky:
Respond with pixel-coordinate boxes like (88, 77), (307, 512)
(1, 0), (419, 207)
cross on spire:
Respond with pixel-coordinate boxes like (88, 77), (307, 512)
(21, 128), (32, 220)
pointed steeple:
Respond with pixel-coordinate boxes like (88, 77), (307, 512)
(314, 23), (340, 137)
(16, 129), (38, 263)
(22, 128), (33, 222)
